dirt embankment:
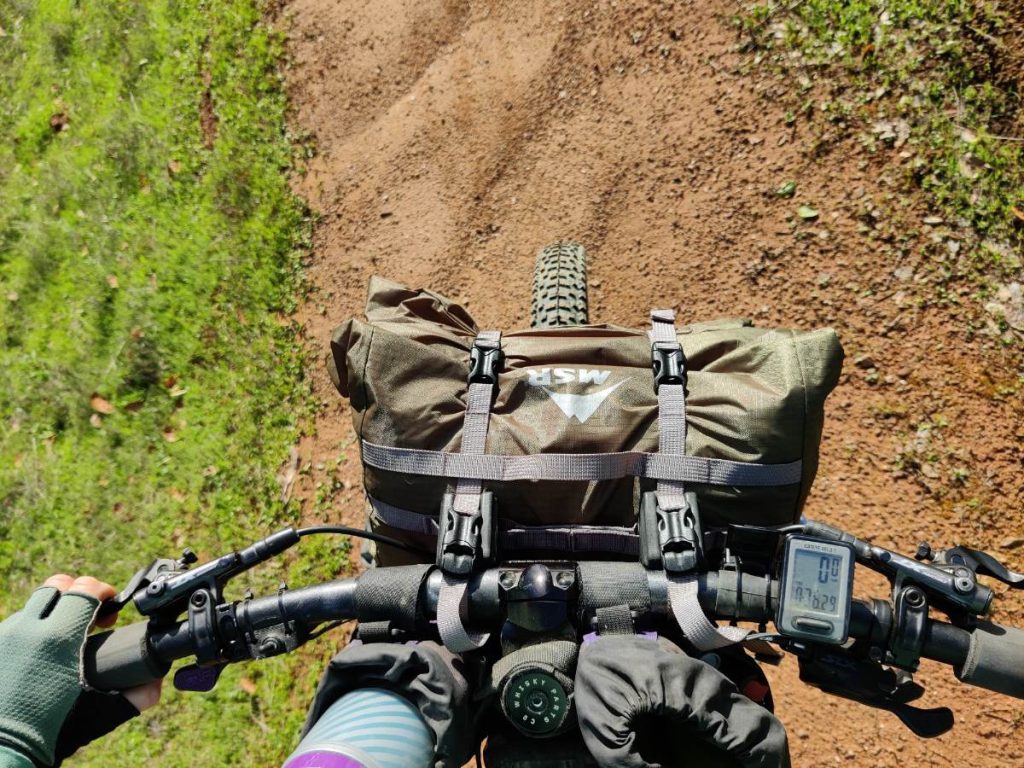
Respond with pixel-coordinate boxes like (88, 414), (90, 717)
(282, 1), (1024, 764)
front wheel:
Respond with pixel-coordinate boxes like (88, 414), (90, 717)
(531, 242), (589, 328)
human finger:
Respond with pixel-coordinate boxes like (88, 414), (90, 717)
(122, 679), (162, 712)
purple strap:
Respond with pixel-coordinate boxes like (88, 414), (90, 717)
(284, 751), (369, 768)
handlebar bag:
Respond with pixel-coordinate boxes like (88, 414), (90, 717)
(329, 277), (843, 563)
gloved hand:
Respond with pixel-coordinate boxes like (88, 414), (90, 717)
(0, 575), (161, 767)
(575, 635), (790, 768)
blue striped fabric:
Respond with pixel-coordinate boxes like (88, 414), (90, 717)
(287, 689), (434, 768)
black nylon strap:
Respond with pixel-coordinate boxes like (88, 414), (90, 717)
(595, 605), (635, 636)
(577, 562), (651, 618)
(356, 621), (399, 643)
(353, 564), (431, 630)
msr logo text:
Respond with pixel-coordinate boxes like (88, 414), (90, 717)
(526, 368), (611, 387)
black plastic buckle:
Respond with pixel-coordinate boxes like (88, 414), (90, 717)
(651, 341), (685, 392)
(469, 344), (504, 389)
(436, 491), (495, 575)
(639, 490), (703, 573)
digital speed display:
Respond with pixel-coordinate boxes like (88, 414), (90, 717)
(776, 537), (855, 645)
(789, 549), (843, 613)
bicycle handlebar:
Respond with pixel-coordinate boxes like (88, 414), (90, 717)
(82, 561), (1024, 703)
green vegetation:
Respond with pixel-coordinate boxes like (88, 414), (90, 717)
(0, 0), (341, 764)
(736, 0), (1023, 309)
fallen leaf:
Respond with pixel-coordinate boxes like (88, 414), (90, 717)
(89, 414), (103, 428)
(776, 180), (797, 198)
(960, 128), (978, 145)
(202, 465), (219, 477)
(797, 205), (819, 221)
(167, 159), (182, 176)
(90, 394), (115, 414)
(239, 677), (257, 695)
(6, 291), (17, 302)
(106, 275), (119, 289)
(169, 386), (187, 398)
(923, 216), (943, 225)
(124, 400), (144, 413)
(162, 426), (178, 443)
(1012, 206), (1024, 222)
(163, 375), (177, 389)
(1001, 537), (1024, 550)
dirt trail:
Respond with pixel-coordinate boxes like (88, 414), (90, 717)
(282, 1), (1024, 764)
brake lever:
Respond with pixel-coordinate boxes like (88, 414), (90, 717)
(932, 546), (1024, 589)
(96, 556), (187, 619)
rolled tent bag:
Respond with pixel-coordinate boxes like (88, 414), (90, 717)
(329, 277), (844, 565)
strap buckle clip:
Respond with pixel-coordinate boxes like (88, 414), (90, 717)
(651, 341), (686, 392)
(639, 490), (704, 573)
(436, 491), (495, 575)
(468, 343), (504, 389)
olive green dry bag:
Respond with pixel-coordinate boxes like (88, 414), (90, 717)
(329, 277), (843, 565)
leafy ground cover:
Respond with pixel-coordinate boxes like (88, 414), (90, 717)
(736, 0), (1023, 339)
(0, 1), (340, 764)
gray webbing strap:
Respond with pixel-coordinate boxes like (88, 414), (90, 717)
(452, 330), (501, 516)
(650, 309), (689, 513)
(650, 311), (747, 650)
(437, 571), (490, 653)
(368, 495), (641, 556)
(361, 441), (802, 486)
(439, 331), (500, 653)
(668, 574), (749, 651)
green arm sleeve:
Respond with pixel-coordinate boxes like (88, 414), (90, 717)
(0, 745), (35, 768)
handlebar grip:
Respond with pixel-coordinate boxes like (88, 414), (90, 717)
(956, 621), (1024, 700)
(84, 621), (171, 691)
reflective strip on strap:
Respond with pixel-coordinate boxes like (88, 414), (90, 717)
(650, 309), (689, 512)
(668, 573), (749, 651)
(368, 496), (641, 556)
(361, 440), (802, 486)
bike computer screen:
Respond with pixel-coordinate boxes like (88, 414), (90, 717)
(776, 536), (855, 645)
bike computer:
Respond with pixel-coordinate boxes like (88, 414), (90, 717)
(776, 536), (855, 645)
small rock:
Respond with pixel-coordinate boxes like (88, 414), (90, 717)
(854, 354), (876, 369)
(985, 283), (1024, 331)
(1001, 537), (1024, 550)
(872, 118), (910, 148)
(893, 266), (914, 281)
(817, 272), (832, 287)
